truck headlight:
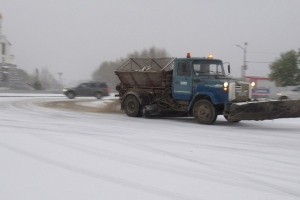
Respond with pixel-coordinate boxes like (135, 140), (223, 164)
(62, 88), (67, 92)
(223, 82), (229, 91)
(223, 82), (229, 88)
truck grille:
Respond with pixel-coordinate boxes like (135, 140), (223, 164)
(229, 82), (251, 102)
(235, 85), (242, 92)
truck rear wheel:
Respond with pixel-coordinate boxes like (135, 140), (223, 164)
(193, 99), (217, 125)
(124, 95), (141, 117)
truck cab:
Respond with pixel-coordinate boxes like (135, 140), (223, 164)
(172, 54), (229, 105)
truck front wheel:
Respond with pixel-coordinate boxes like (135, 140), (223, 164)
(124, 95), (141, 117)
(193, 99), (217, 125)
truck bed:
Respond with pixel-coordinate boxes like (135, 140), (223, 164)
(115, 58), (175, 88)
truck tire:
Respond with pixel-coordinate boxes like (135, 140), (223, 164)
(124, 95), (141, 117)
(66, 91), (75, 99)
(193, 99), (217, 125)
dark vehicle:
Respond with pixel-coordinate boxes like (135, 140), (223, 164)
(63, 82), (110, 99)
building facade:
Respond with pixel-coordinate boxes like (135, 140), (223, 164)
(0, 12), (21, 83)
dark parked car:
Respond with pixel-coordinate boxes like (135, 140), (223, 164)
(63, 82), (110, 99)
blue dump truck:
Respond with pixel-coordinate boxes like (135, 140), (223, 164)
(115, 54), (300, 124)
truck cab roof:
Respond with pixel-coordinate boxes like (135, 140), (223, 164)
(175, 57), (223, 63)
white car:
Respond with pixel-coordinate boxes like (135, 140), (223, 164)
(277, 86), (300, 100)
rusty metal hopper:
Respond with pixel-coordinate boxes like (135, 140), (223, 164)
(115, 58), (175, 88)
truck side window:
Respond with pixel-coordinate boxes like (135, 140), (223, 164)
(194, 63), (209, 75)
(193, 64), (201, 75)
(177, 62), (191, 76)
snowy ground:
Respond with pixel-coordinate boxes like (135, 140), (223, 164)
(0, 94), (299, 200)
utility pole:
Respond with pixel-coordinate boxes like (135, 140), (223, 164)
(236, 42), (248, 79)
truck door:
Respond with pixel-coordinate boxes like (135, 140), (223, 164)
(173, 61), (193, 100)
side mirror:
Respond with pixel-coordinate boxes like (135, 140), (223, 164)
(228, 65), (231, 74)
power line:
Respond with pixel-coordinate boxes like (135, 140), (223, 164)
(247, 61), (272, 64)
(247, 51), (280, 55)
(247, 68), (269, 76)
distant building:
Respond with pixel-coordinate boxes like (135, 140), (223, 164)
(0, 12), (21, 83)
(245, 76), (276, 89)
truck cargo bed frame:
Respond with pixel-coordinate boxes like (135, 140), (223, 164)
(115, 58), (175, 88)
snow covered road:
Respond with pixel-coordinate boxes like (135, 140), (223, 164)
(0, 95), (299, 200)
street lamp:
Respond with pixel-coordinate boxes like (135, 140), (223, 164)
(236, 42), (248, 79)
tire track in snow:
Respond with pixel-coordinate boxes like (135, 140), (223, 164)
(0, 141), (202, 200)
(2, 97), (300, 198)
(2, 120), (300, 198)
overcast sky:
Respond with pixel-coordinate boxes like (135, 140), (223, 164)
(1, 0), (300, 85)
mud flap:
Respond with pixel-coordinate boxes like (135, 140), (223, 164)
(228, 100), (300, 121)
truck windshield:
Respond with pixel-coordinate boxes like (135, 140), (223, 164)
(193, 61), (225, 76)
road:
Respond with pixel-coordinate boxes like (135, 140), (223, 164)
(0, 95), (299, 200)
